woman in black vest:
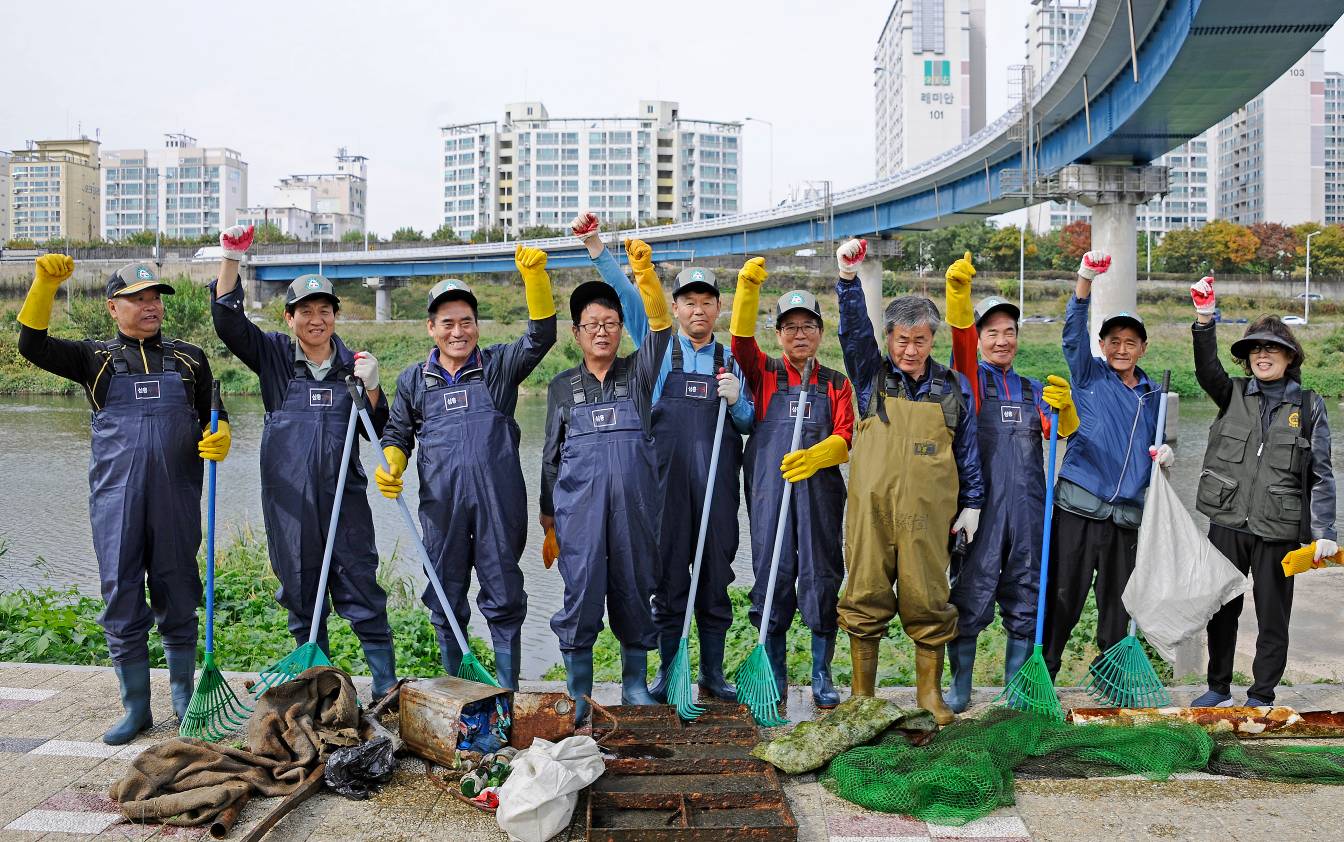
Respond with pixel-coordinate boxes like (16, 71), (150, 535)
(1189, 276), (1337, 706)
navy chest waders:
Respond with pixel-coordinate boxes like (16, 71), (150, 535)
(89, 346), (203, 663)
(415, 374), (527, 669)
(651, 342), (742, 638)
(742, 361), (845, 636)
(550, 367), (661, 653)
(950, 372), (1046, 640)
(259, 366), (390, 647)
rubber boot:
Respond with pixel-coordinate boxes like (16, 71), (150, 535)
(620, 646), (659, 705)
(945, 637), (976, 714)
(562, 650), (594, 725)
(164, 645), (197, 721)
(295, 625), (330, 658)
(764, 632), (789, 706)
(697, 630), (737, 702)
(1003, 635), (1032, 686)
(646, 633), (681, 703)
(493, 640), (521, 691)
(915, 643), (955, 726)
(849, 635), (879, 697)
(810, 632), (840, 709)
(436, 629), (462, 677)
(103, 660), (153, 746)
(363, 645), (398, 700)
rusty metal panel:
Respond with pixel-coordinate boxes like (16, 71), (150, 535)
(398, 676), (510, 767)
(510, 691), (575, 749)
(1069, 706), (1344, 738)
(587, 791), (797, 841)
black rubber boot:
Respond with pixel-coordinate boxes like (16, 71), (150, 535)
(810, 632), (840, 709)
(562, 650), (594, 725)
(764, 632), (789, 703)
(436, 630), (462, 676)
(164, 645), (197, 721)
(620, 646), (659, 705)
(363, 645), (398, 699)
(647, 633), (681, 703)
(945, 636), (976, 714)
(103, 660), (153, 746)
(697, 630), (737, 702)
(493, 640), (521, 691)
(1003, 635), (1032, 685)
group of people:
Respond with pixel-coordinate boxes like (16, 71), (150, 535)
(15, 211), (1336, 743)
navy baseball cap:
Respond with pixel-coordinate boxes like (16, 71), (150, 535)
(106, 263), (175, 298)
(569, 280), (624, 324)
(427, 278), (478, 314)
(1099, 311), (1147, 342)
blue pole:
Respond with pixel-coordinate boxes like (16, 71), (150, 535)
(1033, 411), (1060, 649)
(205, 381), (220, 656)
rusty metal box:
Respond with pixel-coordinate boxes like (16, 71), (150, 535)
(398, 676), (511, 767)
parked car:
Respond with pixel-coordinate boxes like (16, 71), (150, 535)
(192, 246), (224, 262)
(1296, 292), (1324, 301)
(1022, 315), (1056, 324)
(1283, 315), (1307, 326)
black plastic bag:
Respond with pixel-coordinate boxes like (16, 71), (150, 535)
(325, 735), (396, 800)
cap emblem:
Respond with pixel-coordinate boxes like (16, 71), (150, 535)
(307, 278), (322, 290)
(136, 267), (153, 280)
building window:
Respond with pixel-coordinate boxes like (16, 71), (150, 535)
(913, 0), (945, 54)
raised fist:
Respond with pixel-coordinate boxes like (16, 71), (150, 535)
(1190, 275), (1216, 316)
(570, 212), (600, 238)
(353, 351), (380, 392)
(945, 251), (976, 289)
(515, 244), (548, 272)
(836, 238), (868, 274)
(220, 224), (255, 261)
(34, 254), (75, 288)
(625, 238), (652, 270)
(738, 256), (768, 287)
(1078, 251), (1111, 281)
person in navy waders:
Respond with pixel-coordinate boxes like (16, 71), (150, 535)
(729, 256), (856, 711)
(211, 225), (397, 700)
(17, 257), (231, 744)
(540, 235), (673, 724)
(374, 246), (557, 690)
(941, 250), (1080, 712)
(568, 212), (753, 704)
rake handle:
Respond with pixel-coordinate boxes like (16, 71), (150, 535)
(757, 358), (814, 648)
(1033, 410), (1060, 649)
(205, 381), (221, 656)
(1128, 370), (1171, 639)
(307, 382), (363, 648)
(680, 396), (729, 641)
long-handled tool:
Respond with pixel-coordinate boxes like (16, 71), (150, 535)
(252, 386), (362, 697)
(1084, 370), (1174, 708)
(734, 358), (814, 727)
(349, 380), (499, 687)
(995, 410), (1065, 721)
(181, 381), (254, 739)
(666, 390), (730, 721)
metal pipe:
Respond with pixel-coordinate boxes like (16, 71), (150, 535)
(1126, 0), (1140, 83)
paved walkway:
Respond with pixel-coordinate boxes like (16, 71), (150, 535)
(1, 663), (1342, 841)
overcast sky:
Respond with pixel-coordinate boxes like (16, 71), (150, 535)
(6, 0), (1344, 234)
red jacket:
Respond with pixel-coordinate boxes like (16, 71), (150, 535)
(731, 336), (855, 446)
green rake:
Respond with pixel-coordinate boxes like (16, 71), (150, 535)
(351, 381), (498, 687)
(996, 410), (1066, 722)
(181, 382), (253, 740)
(733, 358), (814, 726)
(666, 393), (730, 721)
(251, 386), (363, 697)
(1084, 370), (1174, 709)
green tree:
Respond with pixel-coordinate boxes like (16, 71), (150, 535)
(430, 223), (462, 243)
(253, 222), (296, 245)
(1156, 227), (1207, 273)
(123, 230), (159, 246)
(1297, 224), (1344, 275)
(516, 225), (566, 240)
(985, 224), (1037, 271)
(390, 226), (426, 242)
(469, 225), (508, 244)
(1202, 219), (1259, 273)
(340, 229), (366, 244)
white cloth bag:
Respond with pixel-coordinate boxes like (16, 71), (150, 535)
(495, 736), (605, 842)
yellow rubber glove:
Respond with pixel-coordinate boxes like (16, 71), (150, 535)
(198, 420), (232, 462)
(944, 251), (975, 330)
(515, 244), (556, 320)
(626, 238), (671, 331)
(730, 257), (768, 337)
(1041, 374), (1080, 438)
(17, 255), (76, 331)
(375, 446), (408, 499)
(780, 434), (850, 483)
(542, 527), (559, 570)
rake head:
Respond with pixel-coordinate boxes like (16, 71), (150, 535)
(1085, 634), (1173, 708)
(180, 654), (253, 742)
(733, 643), (787, 727)
(251, 643), (332, 699)
(993, 647), (1065, 722)
(664, 639), (704, 722)
(458, 650), (501, 687)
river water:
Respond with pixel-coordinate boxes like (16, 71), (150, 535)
(2, 394), (1340, 677)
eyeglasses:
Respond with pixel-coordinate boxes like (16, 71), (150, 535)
(577, 321), (622, 335)
(1247, 343), (1287, 356)
(779, 323), (820, 337)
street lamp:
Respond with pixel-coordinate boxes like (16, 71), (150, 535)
(744, 116), (774, 208)
(1306, 229), (1321, 324)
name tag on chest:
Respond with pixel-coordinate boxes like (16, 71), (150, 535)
(442, 388), (469, 412)
(788, 400), (813, 420)
(308, 388), (333, 408)
(1000, 405), (1023, 424)
(913, 442), (937, 456)
(685, 380), (710, 400)
(591, 407), (618, 428)
(134, 381), (160, 400)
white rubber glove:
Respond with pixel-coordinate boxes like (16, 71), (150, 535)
(835, 238), (868, 277)
(1190, 275), (1216, 316)
(1315, 539), (1339, 562)
(952, 508), (981, 544)
(1149, 444), (1174, 468)
(1077, 251), (1112, 281)
(570, 211), (600, 239)
(716, 369), (741, 405)
(220, 224), (255, 262)
(353, 351), (380, 392)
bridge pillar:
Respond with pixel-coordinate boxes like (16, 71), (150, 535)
(1057, 164), (1168, 353)
(241, 270), (266, 309)
(857, 259), (886, 345)
(363, 277), (406, 321)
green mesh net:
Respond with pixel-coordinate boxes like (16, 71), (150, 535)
(820, 708), (1344, 826)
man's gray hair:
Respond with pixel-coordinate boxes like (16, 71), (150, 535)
(883, 296), (941, 335)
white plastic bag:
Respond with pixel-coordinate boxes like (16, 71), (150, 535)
(1122, 466), (1249, 663)
(495, 735), (605, 842)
